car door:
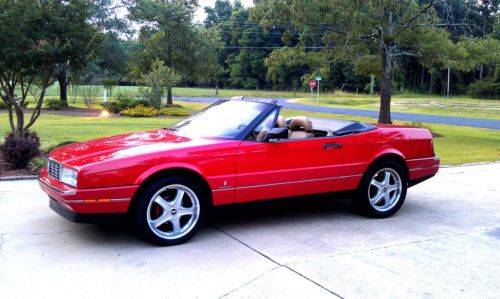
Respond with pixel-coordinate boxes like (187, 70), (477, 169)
(235, 110), (345, 203)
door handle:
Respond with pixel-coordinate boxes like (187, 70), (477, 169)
(323, 143), (342, 149)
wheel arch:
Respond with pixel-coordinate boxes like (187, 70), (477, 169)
(366, 152), (409, 182)
(129, 166), (213, 214)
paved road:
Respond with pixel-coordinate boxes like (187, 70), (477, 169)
(1, 163), (499, 298)
(175, 96), (500, 130)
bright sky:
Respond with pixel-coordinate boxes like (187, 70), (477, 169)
(195, 0), (254, 22)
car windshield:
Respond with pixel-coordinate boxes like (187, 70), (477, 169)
(169, 100), (270, 139)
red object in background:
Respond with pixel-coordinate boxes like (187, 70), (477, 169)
(39, 98), (440, 245)
(309, 80), (316, 88)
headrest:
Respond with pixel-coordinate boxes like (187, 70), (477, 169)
(289, 116), (313, 132)
(276, 116), (286, 127)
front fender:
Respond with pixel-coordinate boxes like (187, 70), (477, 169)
(134, 162), (206, 185)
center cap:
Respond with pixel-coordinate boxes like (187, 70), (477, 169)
(383, 187), (387, 192)
(171, 209), (177, 215)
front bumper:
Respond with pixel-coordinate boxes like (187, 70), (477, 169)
(39, 167), (139, 222)
(49, 198), (128, 224)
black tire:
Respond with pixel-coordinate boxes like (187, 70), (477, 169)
(134, 176), (206, 246)
(353, 160), (407, 218)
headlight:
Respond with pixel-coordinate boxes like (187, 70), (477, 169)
(60, 167), (78, 187)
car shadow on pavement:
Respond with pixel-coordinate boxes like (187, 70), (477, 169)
(209, 193), (357, 227)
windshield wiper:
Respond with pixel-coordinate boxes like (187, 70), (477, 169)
(168, 120), (192, 131)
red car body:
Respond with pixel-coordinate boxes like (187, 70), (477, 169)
(39, 99), (439, 229)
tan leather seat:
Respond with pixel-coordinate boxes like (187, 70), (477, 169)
(288, 116), (314, 139)
(276, 116), (286, 127)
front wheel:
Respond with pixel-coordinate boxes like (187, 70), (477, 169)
(353, 161), (407, 218)
(134, 177), (206, 246)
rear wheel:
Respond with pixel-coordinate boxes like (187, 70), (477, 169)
(354, 161), (407, 218)
(134, 176), (206, 246)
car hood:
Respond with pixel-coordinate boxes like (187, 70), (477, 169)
(50, 129), (226, 169)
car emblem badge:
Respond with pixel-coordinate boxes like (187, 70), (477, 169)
(171, 209), (177, 215)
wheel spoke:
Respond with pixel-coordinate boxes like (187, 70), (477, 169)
(170, 216), (181, 233)
(370, 191), (385, 205)
(173, 190), (185, 208)
(154, 195), (170, 210)
(387, 184), (399, 193)
(383, 192), (392, 207)
(177, 207), (195, 217)
(151, 213), (172, 228)
(381, 171), (391, 186)
(370, 179), (384, 190)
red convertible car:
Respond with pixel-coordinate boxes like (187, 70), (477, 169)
(39, 98), (439, 245)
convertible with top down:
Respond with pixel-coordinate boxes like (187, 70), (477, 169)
(39, 97), (440, 245)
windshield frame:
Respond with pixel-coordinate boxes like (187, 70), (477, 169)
(168, 99), (277, 141)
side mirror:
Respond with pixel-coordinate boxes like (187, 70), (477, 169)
(263, 127), (288, 142)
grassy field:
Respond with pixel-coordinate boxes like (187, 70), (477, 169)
(294, 92), (500, 120)
(1, 101), (498, 165)
(39, 84), (500, 120)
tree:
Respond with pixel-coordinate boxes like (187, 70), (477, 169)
(204, 0), (233, 28)
(0, 0), (76, 138)
(127, 0), (200, 105)
(49, 0), (104, 107)
(141, 59), (180, 109)
(253, 0), (457, 123)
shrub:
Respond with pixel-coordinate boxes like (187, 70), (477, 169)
(101, 94), (150, 114)
(159, 106), (190, 116)
(467, 80), (500, 99)
(28, 156), (47, 175)
(130, 98), (150, 107)
(45, 98), (64, 110)
(121, 105), (159, 117)
(0, 131), (41, 169)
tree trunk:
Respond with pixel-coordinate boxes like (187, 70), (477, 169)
(216, 83), (219, 96)
(166, 86), (173, 105)
(428, 72), (434, 94)
(446, 64), (451, 98)
(420, 65), (425, 89)
(378, 48), (392, 124)
(58, 70), (68, 108)
(479, 64), (483, 81)
(13, 98), (24, 138)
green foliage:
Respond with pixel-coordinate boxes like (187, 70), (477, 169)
(121, 105), (159, 117)
(127, 0), (219, 103)
(141, 60), (180, 109)
(102, 94), (150, 113)
(468, 81), (500, 99)
(28, 156), (47, 175)
(45, 98), (65, 110)
(159, 107), (191, 117)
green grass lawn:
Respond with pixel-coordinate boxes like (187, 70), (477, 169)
(38, 84), (500, 120)
(293, 92), (500, 120)
(1, 102), (498, 165)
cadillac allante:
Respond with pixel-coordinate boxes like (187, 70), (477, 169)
(39, 98), (440, 245)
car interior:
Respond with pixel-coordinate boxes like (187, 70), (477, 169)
(253, 114), (377, 141)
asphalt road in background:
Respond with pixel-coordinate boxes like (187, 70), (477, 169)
(1, 163), (499, 298)
(175, 96), (500, 130)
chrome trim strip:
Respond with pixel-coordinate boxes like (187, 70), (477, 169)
(39, 179), (77, 195)
(212, 188), (235, 192)
(406, 157), (440, 162)
(409, 165), (440, 171)
(212, 174), (362, 192)
(65, 198), (131, 203)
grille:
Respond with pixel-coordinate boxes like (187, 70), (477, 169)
(47, 159), (61, 180)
